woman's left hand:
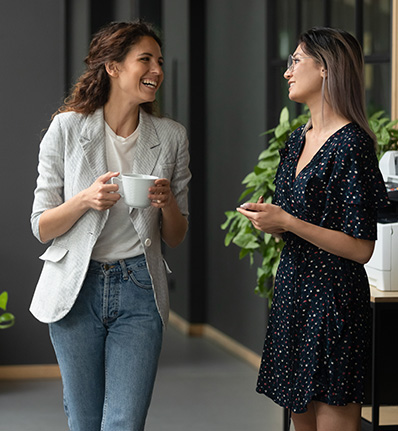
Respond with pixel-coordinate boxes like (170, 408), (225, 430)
(236, 202), (289, 235)
(149, 178), (188, 247)
(149, 179), (172, 209)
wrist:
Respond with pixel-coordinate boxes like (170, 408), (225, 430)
(161, 193), (178, 214)
(281, 211), (294, 232)
(75, 189), (91, 212)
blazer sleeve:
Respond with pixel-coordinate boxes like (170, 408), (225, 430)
(170, 125), (191, 218)
(31, 115), (65, 243)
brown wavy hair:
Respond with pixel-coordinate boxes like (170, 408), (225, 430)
(299, 27), (376, 144)
(54, 20), (162, 118)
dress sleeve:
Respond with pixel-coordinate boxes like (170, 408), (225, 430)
(272, 126), (304, 206)
(321, 127), (388, 240)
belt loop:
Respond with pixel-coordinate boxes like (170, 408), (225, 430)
(119, 259), (129, 280)
(102, 263), (109, 275)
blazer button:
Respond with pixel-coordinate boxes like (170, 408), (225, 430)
(144, 238), (152, 247)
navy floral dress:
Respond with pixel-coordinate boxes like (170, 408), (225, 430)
(256, 123), (388, 413)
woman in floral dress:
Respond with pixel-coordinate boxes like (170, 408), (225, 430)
(238, 27), (388, 431)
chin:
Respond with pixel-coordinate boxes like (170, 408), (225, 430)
(144, 96), (157, 103)
(288, 93), (303, 104)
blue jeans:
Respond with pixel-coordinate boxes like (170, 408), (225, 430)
(49, 255), (163, 431)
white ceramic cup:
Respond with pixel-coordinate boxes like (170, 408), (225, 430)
(111, 173), (158, 208)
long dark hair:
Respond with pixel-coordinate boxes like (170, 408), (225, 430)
(299, 27), (376, 144)
(54, 20), (162, 118)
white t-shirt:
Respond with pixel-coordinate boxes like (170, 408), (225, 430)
(90, 122), (144, 262)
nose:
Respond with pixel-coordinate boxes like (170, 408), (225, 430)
(284, 68), (292, 79)
(151, 61), (163, 75)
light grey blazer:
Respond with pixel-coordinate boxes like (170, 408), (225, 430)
(30, 107), (191, 325)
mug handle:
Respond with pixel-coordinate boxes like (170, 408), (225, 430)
(111, 176), (124, 197)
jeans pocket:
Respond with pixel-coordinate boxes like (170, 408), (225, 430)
(128, 261), (153, 290)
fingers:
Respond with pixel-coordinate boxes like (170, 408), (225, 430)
(237, 203), (286, 235)
(92, 189), (120, 210)
(149, 179), (171, 208)
(85, 172), (121, 211)
(149, 190), (167, 207)
(239, 202), (262, 212)
(98, 171), (120, 184)
(152, 178), (170, 191)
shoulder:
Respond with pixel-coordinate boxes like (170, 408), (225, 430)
(290, 124), (306, 139)
(50, 111), (87, 132)
(142, 111), (187, 140)
(330, 124), (382, 187)
(334, 123), (376, 162)
(335, 123), (374, 151)
(54, 110), (85, 123)
(283, 124), (305, 153)
(287, 125), (305, 146)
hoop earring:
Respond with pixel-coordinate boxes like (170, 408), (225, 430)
(321, 74), (326, 123)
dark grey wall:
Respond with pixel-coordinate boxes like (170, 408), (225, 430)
(67, 0), (90, 84)
(162, 0), (191, 320)
(205, 0), (269, 351)
(161, 0), (270, 352)
(0, 0), (66, 365)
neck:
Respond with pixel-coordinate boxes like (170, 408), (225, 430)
(103, 99), (140, 138)
(307, 99), (349, 135)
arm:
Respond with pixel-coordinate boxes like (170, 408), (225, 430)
(39, 171), (121, 243)
(147, 123), (191, 248)
(148, 178), (188, 248)
(237, 202), (375, 265)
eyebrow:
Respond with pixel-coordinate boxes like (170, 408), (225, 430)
(138, 52), (164, 61)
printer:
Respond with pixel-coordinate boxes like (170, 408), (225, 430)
(365, 151), (398, 291)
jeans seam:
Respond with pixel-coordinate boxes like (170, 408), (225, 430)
(102, 274), (109, 324)
(101, 349), (108, 431)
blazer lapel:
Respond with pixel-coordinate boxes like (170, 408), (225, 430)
(133, 109), (161, 175)
(77, 107), (161, 191)
(79, 108), (108, 179)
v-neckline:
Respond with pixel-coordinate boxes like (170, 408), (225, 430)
(293, 123), (351, 181)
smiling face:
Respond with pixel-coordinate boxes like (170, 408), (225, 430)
(284, 44), (324, 105)
(107, 36), (164, 107)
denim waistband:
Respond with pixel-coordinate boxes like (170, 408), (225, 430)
(88, 254), (146, 277)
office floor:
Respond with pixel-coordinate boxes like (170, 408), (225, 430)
(0, 326), (284, 431)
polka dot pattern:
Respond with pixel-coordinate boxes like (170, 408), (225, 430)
(256, 123), (389, 413)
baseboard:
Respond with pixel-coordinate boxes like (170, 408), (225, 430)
(0, 313), (261, 380)
(168, 310), (206, 336)
(169, 310), (261, 369)
(0, 364), (61, 380)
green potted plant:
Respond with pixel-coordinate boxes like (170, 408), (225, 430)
(0, 291), (15, 329)
(369, 110), (398, 159)
(221, 107), (398, 304)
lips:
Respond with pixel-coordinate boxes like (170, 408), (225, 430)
(142, 79), (158, 89)
(288, 81), (295, 91)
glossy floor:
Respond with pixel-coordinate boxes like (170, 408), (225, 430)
(0, 326), (284, 431)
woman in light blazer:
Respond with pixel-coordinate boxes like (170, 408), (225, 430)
(30, 21), (190, 431)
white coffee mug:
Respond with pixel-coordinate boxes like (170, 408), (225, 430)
(111, 173), (158, 208)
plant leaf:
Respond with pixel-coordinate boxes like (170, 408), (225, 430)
(0, 292), (8, 311)
(0, 312), (15, 329)
(279, 106), (289, 124)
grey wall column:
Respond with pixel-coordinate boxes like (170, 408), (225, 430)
(187, 0), (207, 323)
(0, 0), (68, 365)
